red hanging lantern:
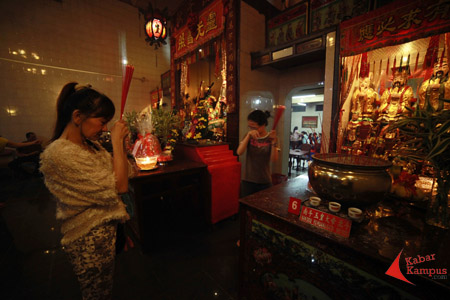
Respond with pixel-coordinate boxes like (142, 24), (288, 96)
(145, 18), (167, 40)
(143, 5), (168, 49)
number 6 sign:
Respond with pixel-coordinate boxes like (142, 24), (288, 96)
(288, 197), (301, 215)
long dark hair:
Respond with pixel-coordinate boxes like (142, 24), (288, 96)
(248, 110), (271, 126)
(51, 82), (115, 141)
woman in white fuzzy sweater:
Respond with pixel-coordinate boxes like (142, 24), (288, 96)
(40, 82), (130, 300)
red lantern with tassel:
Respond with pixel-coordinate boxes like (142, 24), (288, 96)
(142, 4), (168, 49)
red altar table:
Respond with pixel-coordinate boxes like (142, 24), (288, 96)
(175, 142), (241, 224)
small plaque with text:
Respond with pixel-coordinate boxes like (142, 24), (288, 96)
(299, 206), (352, 238)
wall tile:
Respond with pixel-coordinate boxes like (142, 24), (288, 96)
(0, 0), (170, 141)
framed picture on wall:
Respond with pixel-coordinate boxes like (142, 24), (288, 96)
(302, 116), (318, 128)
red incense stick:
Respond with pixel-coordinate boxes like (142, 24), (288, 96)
(272, 105), (286, 130)
(414, 52), (419, 73)
(120, 64), (135, 120)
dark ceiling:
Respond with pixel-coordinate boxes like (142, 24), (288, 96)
(118, 0), (186, 17)
(118, 0), (281, 19)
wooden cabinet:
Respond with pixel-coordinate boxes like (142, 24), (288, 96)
(129, 160), (208, 252)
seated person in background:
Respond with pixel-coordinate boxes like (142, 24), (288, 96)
(315, 133), (322, 153)
(308, 133), (315, 146)
(311, 132), (319, 153)
(0, 134), (41, 152)
(301, 131), (308, 144)
(8, 132), (43, 176)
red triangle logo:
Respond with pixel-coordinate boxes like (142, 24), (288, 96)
(385, 249), (415, 285)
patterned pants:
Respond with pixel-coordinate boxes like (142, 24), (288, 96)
(64, 222), (117, 300)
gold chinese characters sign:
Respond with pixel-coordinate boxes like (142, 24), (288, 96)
(340, 0), (450, 57)
(267, 2), (308, 47)
(173, 0), (224, 60)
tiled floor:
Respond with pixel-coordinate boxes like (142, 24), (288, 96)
(0, 168), (240, 300)
(0, 164), (307, 300)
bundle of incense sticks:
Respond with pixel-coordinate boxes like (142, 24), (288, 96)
(272, 105), (286, 130)
(120, 64), (135, 120)
(317, 153), (384, 167)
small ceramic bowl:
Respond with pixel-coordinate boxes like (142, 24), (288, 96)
(328, 202), (341, 213)
(309, 196), (321, 207)
(348, 207), (363, 219)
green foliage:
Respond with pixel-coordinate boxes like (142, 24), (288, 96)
(123, 110), (140, 144)
(393, 105), (450, 171)
(123, 110), (139, 134)
(151, 108), (181, 150)
(393, 101), (450, 227)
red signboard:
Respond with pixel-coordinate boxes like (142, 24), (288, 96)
(288, 197), (302, 215)
(150, 88), (162, 108)
(299, 206), (352, 238)
(173, 0), (224, 60)
(340, 0), (450, 57)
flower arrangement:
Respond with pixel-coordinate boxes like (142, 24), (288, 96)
(390, 170), (425, 201)
(185, 99), (209, 140)
(182, 81), (228, 141)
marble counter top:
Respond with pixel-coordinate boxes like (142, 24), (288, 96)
(239, 175), (450, 289)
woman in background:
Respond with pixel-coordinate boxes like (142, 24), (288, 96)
(237, 110), (279, 197)
(290, 126), (300, 149)
(40, 82), (130, 300)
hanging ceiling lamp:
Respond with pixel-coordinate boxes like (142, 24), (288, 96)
(142, 3), (168, 49)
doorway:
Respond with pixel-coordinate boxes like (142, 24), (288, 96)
(284, 83), (324, 175)
(290, 87), (324, 143)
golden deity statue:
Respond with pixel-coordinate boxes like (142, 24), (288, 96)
(351, 76), (379, 120)
(418, 58), (450, 111)
(346, 112), (360, 144)
(377, 68), (414, 122)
